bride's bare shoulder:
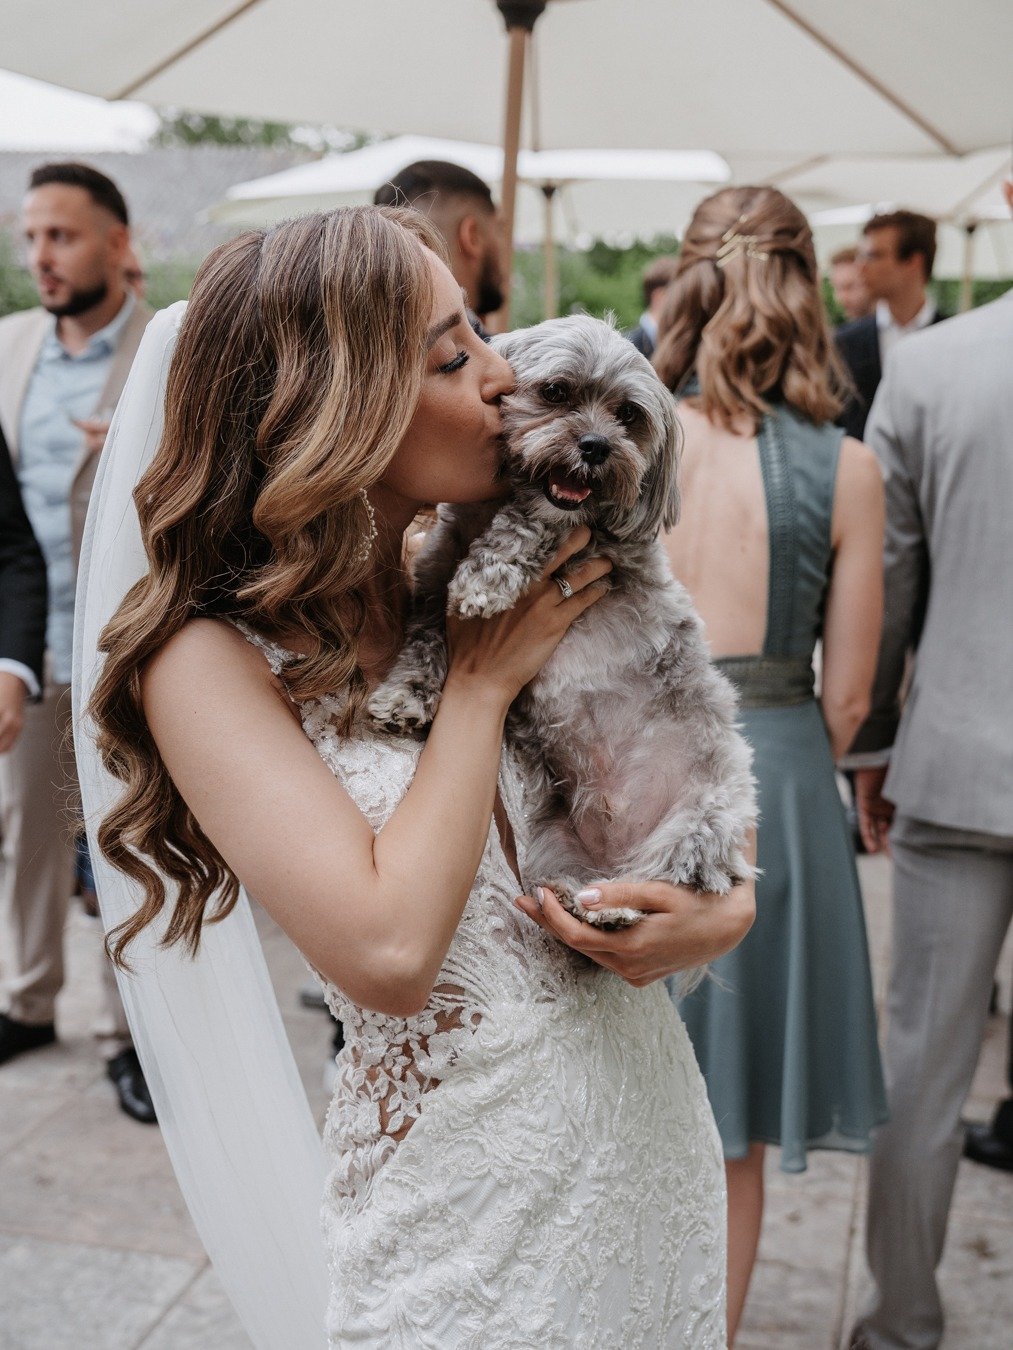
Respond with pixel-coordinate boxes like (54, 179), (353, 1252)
(141, 618), (276, 711)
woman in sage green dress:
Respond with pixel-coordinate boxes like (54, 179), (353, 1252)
(654, 186), (888, 1344)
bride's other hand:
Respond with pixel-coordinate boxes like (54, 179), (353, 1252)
(514, 833), (756, 987)
(444, 526), (611, 708)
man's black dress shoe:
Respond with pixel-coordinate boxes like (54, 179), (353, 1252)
(106, 1047), (157, 1124)
(0, 1012), (56, 1065)
(964, 1098), (1013, 1172)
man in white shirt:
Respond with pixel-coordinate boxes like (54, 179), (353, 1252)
(834, 210), (944, 440)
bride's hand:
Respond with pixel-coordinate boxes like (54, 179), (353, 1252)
(444, 527), (611, 706)
(514, 865), (756, 988)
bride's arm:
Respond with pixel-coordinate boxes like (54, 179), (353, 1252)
(514, 830), (756, 986)
(142, 530), (609, 1019)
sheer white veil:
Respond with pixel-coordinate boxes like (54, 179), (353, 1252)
(71, 303), (329, 1348)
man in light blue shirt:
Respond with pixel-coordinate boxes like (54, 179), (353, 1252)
(19, 287), (136, 682)
(0, 163), (154, 1123)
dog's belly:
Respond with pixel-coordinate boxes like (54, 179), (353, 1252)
(525, 671), (694, 871)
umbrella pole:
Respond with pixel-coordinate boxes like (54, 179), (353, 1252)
(542, 184), (558, 319)
(497, 2), (547, 325)
(500, 26), (527, 325)
(959, 221), (977, 313)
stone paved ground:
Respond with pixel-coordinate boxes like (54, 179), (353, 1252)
(1, 854), (1010, 1349)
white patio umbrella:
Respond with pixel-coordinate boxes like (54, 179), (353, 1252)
(3, 0), (1011, 316)
(209, 135), (729, 315)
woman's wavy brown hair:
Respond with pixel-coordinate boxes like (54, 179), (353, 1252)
(653, 185), (849, 428)
(89, 205), (444, 965)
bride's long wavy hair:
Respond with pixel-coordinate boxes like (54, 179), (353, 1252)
(89, 205), (443, 964)
(653, 186), (849, 428)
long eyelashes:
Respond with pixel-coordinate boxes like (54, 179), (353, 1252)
(438, 350), (470, 375)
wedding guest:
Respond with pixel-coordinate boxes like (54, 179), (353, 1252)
(626, 255), (680, 358)
(654, 185), (887, 1344)
(847, 180), (1013, 1350)
(835, 210), (945, 439)
(374, 159), (506, 325)
(829, 245), (873, 323)
(0, 162), (155, 1122)
(0, 428), (47, 753)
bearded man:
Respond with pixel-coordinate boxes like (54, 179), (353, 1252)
(0, 162), (155, 1122)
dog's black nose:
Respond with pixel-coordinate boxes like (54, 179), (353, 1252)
(578, 434), (611, 466)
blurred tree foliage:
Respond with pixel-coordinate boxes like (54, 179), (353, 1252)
(512, 234), (682, 328)
(0, 234), (38, 315)
(155, 110), (299, 148)
(142, 259), (200, 311)
(154, 109), (369, 153)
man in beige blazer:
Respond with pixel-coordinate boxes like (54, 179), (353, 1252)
(0, 163), (154, 1122)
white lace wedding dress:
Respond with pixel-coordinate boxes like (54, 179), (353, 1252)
(242, 628), (726, 1348)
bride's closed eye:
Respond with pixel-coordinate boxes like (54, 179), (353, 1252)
(438, 348), (470, 375)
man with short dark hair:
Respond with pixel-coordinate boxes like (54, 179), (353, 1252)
(0, 162), (155, 1122)
(835, 210), (945, 439)
(829, 245), (873, 323)
(374, 160), (506, 323)
(626, 255), (680, 359)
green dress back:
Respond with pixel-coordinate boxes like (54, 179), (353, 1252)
(675, 403), (887, 1172)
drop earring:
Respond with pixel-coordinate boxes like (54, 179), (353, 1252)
(357, 487), (378, 564)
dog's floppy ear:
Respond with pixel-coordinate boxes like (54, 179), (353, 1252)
(637, 389), (682, 534)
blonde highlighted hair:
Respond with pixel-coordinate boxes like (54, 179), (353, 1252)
(653, 186), (849, 428)
(89, 205), (444, 963)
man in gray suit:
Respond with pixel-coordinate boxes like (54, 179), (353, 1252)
(849, 181), (1013, 1350)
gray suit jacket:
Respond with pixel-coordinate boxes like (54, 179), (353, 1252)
(0, 300), (153, 570)
(850, 291), (1013, 836)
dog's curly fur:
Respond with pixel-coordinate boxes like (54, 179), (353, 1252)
(369, 315), (756, 930)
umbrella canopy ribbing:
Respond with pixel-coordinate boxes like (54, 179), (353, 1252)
(1, 1), (1007, 161)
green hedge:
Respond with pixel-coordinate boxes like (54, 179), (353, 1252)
(3, 230), (1009, 329)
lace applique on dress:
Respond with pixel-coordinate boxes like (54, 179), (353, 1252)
(233, 621), (727, 1348)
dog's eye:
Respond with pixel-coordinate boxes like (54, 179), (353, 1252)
(540, 382), (571, 405)
(615, 401), (642, 427)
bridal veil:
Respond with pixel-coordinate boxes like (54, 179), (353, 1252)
(71, 303), (329, 1348)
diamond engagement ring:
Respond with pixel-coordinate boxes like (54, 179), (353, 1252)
(553, 573), (575, 600)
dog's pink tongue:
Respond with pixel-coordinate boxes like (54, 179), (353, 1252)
(548, 468), (591, 503)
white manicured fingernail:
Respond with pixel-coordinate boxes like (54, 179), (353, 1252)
(534, 886), (546, 909)
(575, 888), (603, 906)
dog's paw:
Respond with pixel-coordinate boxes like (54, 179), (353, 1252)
(366, 681), (438, 734)
(447, 560), (529, 619)
(446, 577), (514, 619)
(542, 879), (644, 931)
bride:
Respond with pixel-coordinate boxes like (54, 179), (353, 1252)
(78, 206), (754, 1347)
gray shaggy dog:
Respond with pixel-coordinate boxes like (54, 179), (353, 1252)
(369, 314), (756, 928)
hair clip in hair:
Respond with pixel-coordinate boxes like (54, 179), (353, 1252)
(357, 487), (378, 564)
(715, 215), (769, 268)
